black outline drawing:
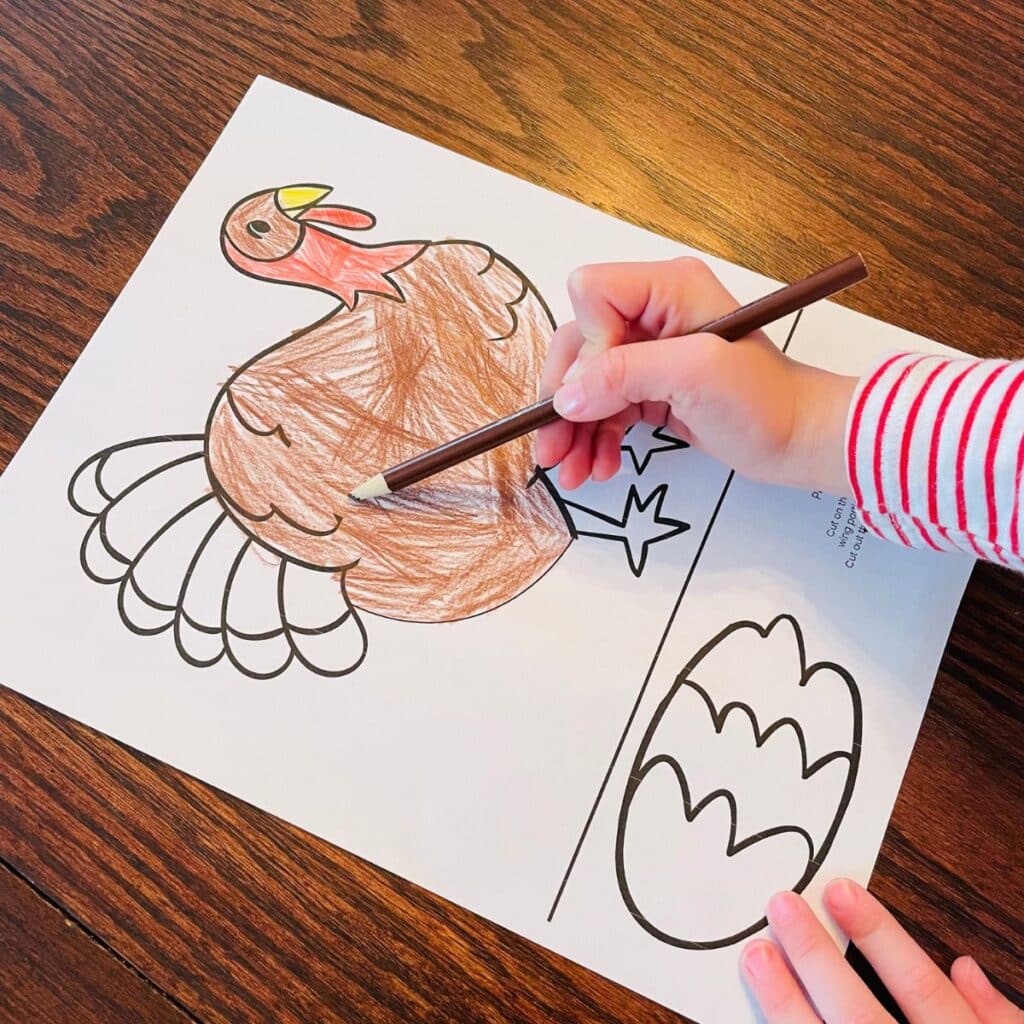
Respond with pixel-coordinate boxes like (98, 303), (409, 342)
(615, 614), (862, 949)
(219, 184), (416, 309)
(622, 424), (690, 475)
(561, 484), (690, 577)
(68, 183), (681, 679)
(68, 434), (368, 680)
(547, 309), (804, 922)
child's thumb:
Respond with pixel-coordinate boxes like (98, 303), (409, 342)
(552, 333), (723, 421)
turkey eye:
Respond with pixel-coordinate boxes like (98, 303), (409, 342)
(247, 219), (271, 238)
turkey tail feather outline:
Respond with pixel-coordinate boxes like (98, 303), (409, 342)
(69, 435), (367, 679)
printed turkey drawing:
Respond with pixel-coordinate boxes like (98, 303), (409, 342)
(69, 184), (690, 679)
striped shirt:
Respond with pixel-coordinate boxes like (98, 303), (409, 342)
(846, 353), (1024, 568)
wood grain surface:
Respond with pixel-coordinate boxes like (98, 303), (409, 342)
(0, 1), (1021, 1021)
(0, 861), (190, 1024)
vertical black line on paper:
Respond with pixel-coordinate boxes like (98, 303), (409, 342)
(546, 308), (804, 921)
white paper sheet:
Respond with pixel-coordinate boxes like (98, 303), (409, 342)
(0, 77), (973, 1023)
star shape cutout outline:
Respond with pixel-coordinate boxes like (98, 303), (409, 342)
(621, 424), (690, 474)
(561, 483), (690, 577)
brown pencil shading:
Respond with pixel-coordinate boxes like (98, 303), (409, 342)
(207, 238), (572, 622)
(352, 253), (868, 499)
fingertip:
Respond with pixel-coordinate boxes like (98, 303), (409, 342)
(592, 456), (620, 483)
(539, 320), (585, 398)
(559, 424), (597, 489)
(566, 263), (593, 301)
(951, 955), (995, 998)
(741, 938), (812, 1017)
(555, 453), (583, 491)
(824, 879), (883, 945)
(557, 463), (587, 490)
(566, 263), (633, 351)
(951, 956), (978, 986)
(741, 940), (778, 982)
(535, 429), (552, 468)
(592, 429), (623, 482)
(823, 878), (860, 918)
(766, 890), (802, 927)
(536, 422), (572, 469)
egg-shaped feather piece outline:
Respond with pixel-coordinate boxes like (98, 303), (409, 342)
(615, 614), (862, 950)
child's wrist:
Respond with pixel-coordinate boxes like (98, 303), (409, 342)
(786, 367), (856, 496)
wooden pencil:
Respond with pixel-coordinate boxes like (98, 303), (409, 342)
(350, 253), (868, 499)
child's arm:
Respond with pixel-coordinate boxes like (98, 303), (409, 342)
(848, 352), (1023, 565)
(537, 258), (1023, 568)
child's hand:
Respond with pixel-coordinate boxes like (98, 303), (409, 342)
(742, 880), (1021, 1023)
(536, 258), (856, 494)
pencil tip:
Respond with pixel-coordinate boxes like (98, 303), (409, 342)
(350, 473), (391, 501)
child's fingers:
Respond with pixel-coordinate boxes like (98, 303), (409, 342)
(540, 321), (585, 394)
(824, 880), (975, 1024)
(553, 332), (726, 422)
(592, 408), (640, 482)
(740, 940), (821, 1024)
(665, 414), (694, 446)
(640, 400), (670, 426)
(592, 426), (622, 482)
(566, 256), (740, 358)
(536, 321), (585, 467)
(536, 419), (574, 469)
(557, 420), (599, 490)
(767, 891), (892, 1024)
(542, 258), (740, 467)
(950, 956), (1022, 1024)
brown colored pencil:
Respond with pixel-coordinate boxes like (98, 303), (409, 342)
(350, 253), (868, 499)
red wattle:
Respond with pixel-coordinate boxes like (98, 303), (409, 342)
(229, 227), (425, 309)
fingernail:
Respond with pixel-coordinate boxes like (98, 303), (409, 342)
(964, 957), (993, 992)
(741, 941), (776, 982)
(554, 381), (584, 417)
(767, 891), (800, 926)
(825, 878), (858, 915)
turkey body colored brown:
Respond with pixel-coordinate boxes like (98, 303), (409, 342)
(205, 241), (572, 622)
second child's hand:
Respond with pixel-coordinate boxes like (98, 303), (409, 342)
(742, 880), (1021, 1024)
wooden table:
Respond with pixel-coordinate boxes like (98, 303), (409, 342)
(1, 2), (1021, 1021)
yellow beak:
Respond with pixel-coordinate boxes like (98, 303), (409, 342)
(277, 185), (332, 217)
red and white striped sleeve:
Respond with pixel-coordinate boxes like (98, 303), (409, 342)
(846, 352), (1024, 568)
